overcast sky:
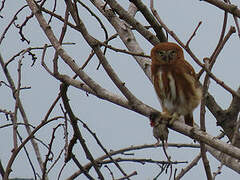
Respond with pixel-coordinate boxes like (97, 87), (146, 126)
(1, 0), (240, 179)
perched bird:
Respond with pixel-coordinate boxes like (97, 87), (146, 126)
(150, 42), (202, 126)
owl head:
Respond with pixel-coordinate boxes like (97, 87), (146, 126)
(151, 42), (184, 65)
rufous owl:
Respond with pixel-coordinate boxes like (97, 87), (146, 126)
(150, 42), (202, 126)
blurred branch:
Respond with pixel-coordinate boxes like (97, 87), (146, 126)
(104, 0), (160, 45)
(5, 43), (74, 68)
(128, 0), (167, 42)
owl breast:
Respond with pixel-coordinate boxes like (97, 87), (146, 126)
(154, 69), (202, 115)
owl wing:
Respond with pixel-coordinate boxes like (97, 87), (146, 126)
(177, 59), (197, 79)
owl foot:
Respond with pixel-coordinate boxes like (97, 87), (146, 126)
(154, 139), (160, 147)
(169, 113), (180, 125)
(160, 111), (172, 120)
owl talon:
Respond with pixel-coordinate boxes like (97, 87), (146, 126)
(160, 112), (172, 120)
(169, 113), (180, 125)
(154, 139), (160, 147)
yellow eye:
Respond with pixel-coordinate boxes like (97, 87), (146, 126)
(157, 50), (165, 57)
(169, 50), (176, 55)
(168, 50), (177, 59)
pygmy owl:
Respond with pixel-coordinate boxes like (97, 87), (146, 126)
(150, 42), (202, 126)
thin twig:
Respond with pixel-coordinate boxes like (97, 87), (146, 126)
(41, 44), (54, 76)
(47, 0), (57, 24)
(5, 43), (74, 68)
(225, 0), (240, 38)
(3, 117), (63, 180)
(128, 0), (167, 42)
(60, 83), (104, 179)
(209, 26), (235, 70)
(79, 119), (131, 180)
(71, 154), (95, 180)
(104, 165), (115, 180)
(16, 131), (37, 180)
(197, 10), (228, 78)
(212, 163), (223, 180)
(0, 160), (5, 178)
(99, 42), (150, 58)
(175, 153), (201, 180)
(0, 5), (28, 45)
(42, 124), (63, 179)
(115, 171), (137, 180)
(186, 21), (202, 47)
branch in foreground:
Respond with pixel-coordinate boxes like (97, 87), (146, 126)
(171, 121), (240, 161)
(128, 0), (167, 42)
(104, 0), (160, 45)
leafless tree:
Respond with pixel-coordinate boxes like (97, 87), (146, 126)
(0, 0), (240, 179)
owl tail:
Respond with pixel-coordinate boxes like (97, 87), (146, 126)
(184, 113), (194, 127)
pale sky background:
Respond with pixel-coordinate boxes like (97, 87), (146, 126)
(0, 0), (240, 179)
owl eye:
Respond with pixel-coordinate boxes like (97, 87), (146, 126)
(156, 50), (165, 57)
(169, 50), (176, 55)
(168, 50), (177, 59)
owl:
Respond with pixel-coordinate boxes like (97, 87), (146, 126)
(150, 42), (202, 126)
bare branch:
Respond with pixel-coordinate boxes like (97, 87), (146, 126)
(175, 153), (201, 180)
(104, 0), (160, 45)
(186, 21), (202, 47)
(202, 0), (240, 18)
(128, 0), (167, 42)
(199, 58), (212, 180)
(60, 83), (104, 179)
(3, 117), (63, 180)
(79, 119), (130, 179)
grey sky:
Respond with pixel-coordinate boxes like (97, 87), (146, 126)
(0, 0), (240, 179)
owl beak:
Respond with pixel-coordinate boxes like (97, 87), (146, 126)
(162, 54), (170, 62)
(165, 52), (174, 62)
